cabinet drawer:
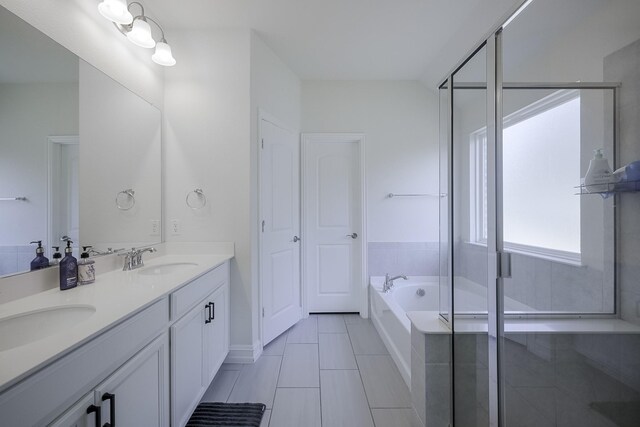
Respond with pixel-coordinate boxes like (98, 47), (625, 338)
(170, 262), (229, 321)
(0, 298), (168, 427)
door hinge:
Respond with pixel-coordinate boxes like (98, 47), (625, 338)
(262, 220), (265, 232)
(261, 138), (264, 149)
(497, 251), (512, 279)
(262, 307), (265, 317)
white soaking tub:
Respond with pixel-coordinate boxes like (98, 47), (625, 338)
(369, 276), (439, 386)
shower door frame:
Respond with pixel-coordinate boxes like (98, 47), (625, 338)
(438, 2), (622, 425)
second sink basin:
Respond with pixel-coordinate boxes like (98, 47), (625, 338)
(138, 262), (199, 276)
(0, 305), (96, 352)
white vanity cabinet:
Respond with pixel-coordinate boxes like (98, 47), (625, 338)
(170, 262), (229, 427)
(50, 333), (169, 427)
(0, 298), (168, 427)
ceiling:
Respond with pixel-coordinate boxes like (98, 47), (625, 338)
(149, 0), (523, 87)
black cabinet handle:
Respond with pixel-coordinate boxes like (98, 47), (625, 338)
(102, 392), (115, 427)
(210, 302), (215, 320)
(205, 303), (212, 324)
(86, 404), (101, 427)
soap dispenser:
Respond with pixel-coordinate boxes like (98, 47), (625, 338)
(29, 240), (50, 270)
(59, 240), (78, 290)
(78, 246), (96, 285)
(584, 148), (613, 193)
(50, 246), (62, 266)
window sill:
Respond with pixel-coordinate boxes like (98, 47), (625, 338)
(463, 240), (583, 267)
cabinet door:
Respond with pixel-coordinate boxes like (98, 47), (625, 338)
(204, 284), (229, 384)
(96, 333), (169, 427)
(171, 301), (208, 427)
(49, 392), (99, 427)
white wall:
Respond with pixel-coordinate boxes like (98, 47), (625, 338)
(301, 81), (439, 243)
(0, 0), (164, 107)
(164, 29), (254, 350)
(165, 29), (301, 355)
(0, 82), (78, 245)
(79, 61), (162, 250)
(250, 32), (301, 343)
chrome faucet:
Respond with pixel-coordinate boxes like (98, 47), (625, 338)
(119, 247), (156, 271)
(382, 273), (408, 293)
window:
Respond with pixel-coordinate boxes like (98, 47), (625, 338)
(471, 90), (581, 264)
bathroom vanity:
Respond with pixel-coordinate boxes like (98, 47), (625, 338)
(0, 245), (233, 427)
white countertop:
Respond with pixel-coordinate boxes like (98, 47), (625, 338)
(0, 249), (233, 393)
(407, 311), (640, 335)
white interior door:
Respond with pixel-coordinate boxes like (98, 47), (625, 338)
(303, 134), (363, 313)
(260, 118), (302, 345)
(49, 136), (79, 255)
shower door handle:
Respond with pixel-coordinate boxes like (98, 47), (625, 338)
(346, 233), (358, 239)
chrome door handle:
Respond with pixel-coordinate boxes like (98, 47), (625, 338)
(346, 233), (358, 239)
(293, 236), (300, 242)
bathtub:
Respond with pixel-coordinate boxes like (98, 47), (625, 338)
(370, 276), (541, 386)
(369, 276), (439, 386)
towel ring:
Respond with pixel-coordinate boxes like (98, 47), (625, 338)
(186, 188), (206, 210)
(116, 189), (136, 210)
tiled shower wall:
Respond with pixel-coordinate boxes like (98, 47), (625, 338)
(606, 38), (640, 326)
(367, 242), (439, 278)
(457, 243), (613, 313)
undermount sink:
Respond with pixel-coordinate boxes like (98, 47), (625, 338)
(138, 262), (199, 276)
(0, 305), (96, 351)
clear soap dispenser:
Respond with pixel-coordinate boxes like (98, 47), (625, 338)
(29, 240), (50, 270)
(78, 246), (96, 285)
(50, 246), (62, 266)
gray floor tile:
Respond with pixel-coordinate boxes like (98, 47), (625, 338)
(356, 355), (410, 408)
(201, 369), (240, 403)
(287, 316), (318, 343)
(269, 388), (321, 427)
(371, 408), (414, 427)
(278, 343), (320, 387)
(318, 314), (347, 333)
(261, 409), (271, 427)
(320, 370), (375, 427)
(319, 333), (357, 369)
(227, 355), (282, 408)
(347, 322), (389, 355)
(344, 313), (368, 325)
(263, 331), (288, 356)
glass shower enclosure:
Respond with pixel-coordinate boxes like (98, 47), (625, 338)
(438, 0), (640, 425)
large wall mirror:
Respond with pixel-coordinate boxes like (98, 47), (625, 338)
(0, 6), (161, 278)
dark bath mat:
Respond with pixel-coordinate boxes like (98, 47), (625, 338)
(186, 402), (266, 427)
(589, 401), (640, 427)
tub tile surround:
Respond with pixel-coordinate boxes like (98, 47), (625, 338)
(410, 324), (452, 427)
(368, 242), (439, 277)
(203, 314), (412, 427)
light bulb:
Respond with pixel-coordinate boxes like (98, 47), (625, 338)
(98, 0), (133, 25)
(152, 41), (176, 66)
(126, 18), (156, 48)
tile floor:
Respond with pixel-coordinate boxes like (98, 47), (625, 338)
(200, 314), (413, 427)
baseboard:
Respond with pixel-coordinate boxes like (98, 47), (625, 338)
(224, 340), (262, 364)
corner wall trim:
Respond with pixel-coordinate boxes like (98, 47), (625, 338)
(224, 340), (262, 364)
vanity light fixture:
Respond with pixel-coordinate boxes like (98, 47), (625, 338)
(97, 0), (176, 66)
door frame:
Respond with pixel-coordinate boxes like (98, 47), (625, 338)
(301, 133), (368, 318)
(47, 135), (79, 253)
(257, 109), (301, 349)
